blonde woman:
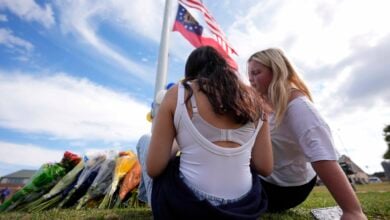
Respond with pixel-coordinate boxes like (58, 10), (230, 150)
(248, 48), (366, 220)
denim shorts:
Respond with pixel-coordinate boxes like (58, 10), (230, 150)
(179, 172), (248, 206)
(136, 134), (153, 206)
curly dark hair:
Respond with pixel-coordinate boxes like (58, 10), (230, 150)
(182, 46), (260, 124)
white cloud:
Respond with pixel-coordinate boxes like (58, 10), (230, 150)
(56, 0), (165, 42)
(0, 0), (55, 28)
(53, 0), (195, 82)
(0, 71), (151, 142)
(221, 0), (390, 174)
(0, 28), (33, 51)
(338, 38), (390, 107)
(310, 33), (390, 116)
(228, 0), (390, 73)
(327, 107), (390, 174)
(54, 0), (171, 83)
(0, 141), (64, 167)
(105, 0), (166, 42)
(0, 14), (7, 22)
(75, 20), (154, 82)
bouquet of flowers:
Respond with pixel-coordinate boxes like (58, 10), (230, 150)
(0, 151), (81, 212)
(76, 150), (117, 209)
(25, 160), (84, 212)
(119, 159), (141, 201)
(98, 150), (137, 209)
(57, 153), (106, 208)
(113, 158), (142, 208)
(61, 151), (82, 172)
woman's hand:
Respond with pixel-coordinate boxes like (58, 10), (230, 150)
(260, 94), (273, 115)
(341, 211), (367, 220)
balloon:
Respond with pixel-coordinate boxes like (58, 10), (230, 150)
(146, 112), (152, 122)
(166, 82), (175, 90)
(155, 89), (167, 104)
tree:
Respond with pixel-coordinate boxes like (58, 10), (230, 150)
(384, 125), (390, 159)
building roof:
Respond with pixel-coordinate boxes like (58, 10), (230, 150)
(0, 169), (37, 179)
(339, 155), (366, 174)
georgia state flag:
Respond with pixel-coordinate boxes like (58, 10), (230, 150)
(173, 2), (238, 70)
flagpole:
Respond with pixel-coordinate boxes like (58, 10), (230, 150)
(153, 0), (173, 118)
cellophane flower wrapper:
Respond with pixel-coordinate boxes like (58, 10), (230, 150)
(57, 153), (106, 208)
(0, 163), (66, 212)
(33, 175), (80, 211)
(76, 150), (117, 209)
(119, 158), (142, 201)
(98, 150), (137, 209)
(26, 160), (84, 212)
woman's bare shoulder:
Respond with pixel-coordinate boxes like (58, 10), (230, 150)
(166, 83), (179, 96)
(164, 84), (179, 104)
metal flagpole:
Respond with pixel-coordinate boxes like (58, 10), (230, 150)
(152, 0), (173, 118)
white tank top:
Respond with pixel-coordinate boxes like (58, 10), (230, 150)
(190, 94), (257, 145)
(174, 83), (262, 199)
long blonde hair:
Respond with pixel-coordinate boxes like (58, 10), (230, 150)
(248, 48), (312, 126)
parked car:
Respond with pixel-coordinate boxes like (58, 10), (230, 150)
(368, 176), (382, 183)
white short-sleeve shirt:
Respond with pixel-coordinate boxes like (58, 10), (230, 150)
(261, 96), (338, 186)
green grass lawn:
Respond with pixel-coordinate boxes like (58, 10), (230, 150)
(1, 182), (389, 220)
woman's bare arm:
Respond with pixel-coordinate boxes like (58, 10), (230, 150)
(251, 120), (273, 176)
(311, 160), (367, 220)
(146, 86), (177, 178)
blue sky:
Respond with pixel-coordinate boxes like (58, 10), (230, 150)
(1, 0), (390, 176)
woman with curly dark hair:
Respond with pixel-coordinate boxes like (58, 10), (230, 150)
(141, 46), (272, 219)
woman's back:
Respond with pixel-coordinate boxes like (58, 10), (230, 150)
(174, 82), (261, 199)
(186, 82), (254, 147)
(145, 46), (271, 218)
